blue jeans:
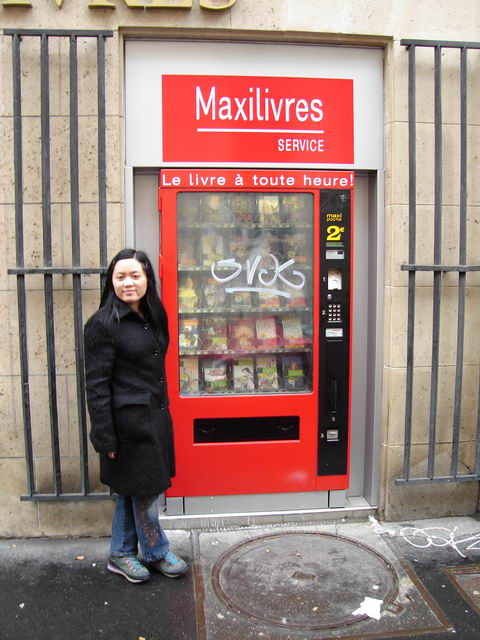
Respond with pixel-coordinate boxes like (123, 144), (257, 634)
(110, 494), (170, 563)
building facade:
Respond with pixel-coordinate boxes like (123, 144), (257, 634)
(1, 0), (480, 536)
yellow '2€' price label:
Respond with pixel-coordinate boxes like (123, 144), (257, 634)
(326, 225), (345, 242)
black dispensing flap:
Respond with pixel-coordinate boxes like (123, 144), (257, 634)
(194, 416), (300, 443)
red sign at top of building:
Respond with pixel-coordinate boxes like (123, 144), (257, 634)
(162, 75), (354, 164)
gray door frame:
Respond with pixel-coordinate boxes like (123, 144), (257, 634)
(127, 168), (384, 514)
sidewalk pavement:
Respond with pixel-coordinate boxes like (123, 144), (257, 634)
(1, 514), (480, 640)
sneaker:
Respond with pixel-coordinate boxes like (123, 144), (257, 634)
(150, 551), (188, 578)
(107, 556), (150, 583)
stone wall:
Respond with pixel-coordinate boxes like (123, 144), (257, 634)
(382, 38), (480, 519)
(1, 0), (479, 535)
(0, 28), (123, 535)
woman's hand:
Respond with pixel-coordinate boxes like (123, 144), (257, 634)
(107, 451), (117, 460)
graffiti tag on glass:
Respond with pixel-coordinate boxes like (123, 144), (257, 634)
(211, 254), (305, 299)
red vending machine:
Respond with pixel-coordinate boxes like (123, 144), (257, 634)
(159, 169), (353, 498)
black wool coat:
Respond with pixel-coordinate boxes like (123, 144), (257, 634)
(84, 302), (175, 496)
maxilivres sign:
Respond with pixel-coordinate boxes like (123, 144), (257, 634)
(162, 75), (354, 164)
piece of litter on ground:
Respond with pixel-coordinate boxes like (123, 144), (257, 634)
(92, 563), (96, 567)
(216, 613), (224, 619)
(372, 584), (379, 590)
(352, 597), (383, 621)
(76, 555), (85, 560)
(312, 606), (318, 611)
(368, 515), (396, 536)
(19, 603), (25, 609)
(104, 601), (108, 606)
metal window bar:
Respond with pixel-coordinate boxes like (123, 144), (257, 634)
(6, 29), (113, 501)
(397, 39), (480, 485)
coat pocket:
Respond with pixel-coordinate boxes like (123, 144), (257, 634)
(113, 392), (152, 442)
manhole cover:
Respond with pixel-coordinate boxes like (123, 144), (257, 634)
(211, 532), (399, 631)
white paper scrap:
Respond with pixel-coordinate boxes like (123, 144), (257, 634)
(368, 515), (396, 536)
(352, 597), (383, 620)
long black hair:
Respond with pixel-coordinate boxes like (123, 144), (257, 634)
(99, 249), (169, 347)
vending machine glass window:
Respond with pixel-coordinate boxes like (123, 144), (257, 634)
(176, 191), (314, 397)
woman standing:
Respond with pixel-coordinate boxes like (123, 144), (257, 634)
(84, 248), (187, 584)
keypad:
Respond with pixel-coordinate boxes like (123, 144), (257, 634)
(328, 303), (341, 323)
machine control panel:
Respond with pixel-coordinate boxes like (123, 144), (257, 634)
(318, 189), (351, 477)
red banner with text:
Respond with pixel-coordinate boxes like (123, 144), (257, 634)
(162, 75), (354, 164)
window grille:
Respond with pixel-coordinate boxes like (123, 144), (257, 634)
(6, 29), (113, 500)
(397, 39), (480, 484)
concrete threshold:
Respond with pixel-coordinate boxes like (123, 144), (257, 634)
(161, 496), (377, 530)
